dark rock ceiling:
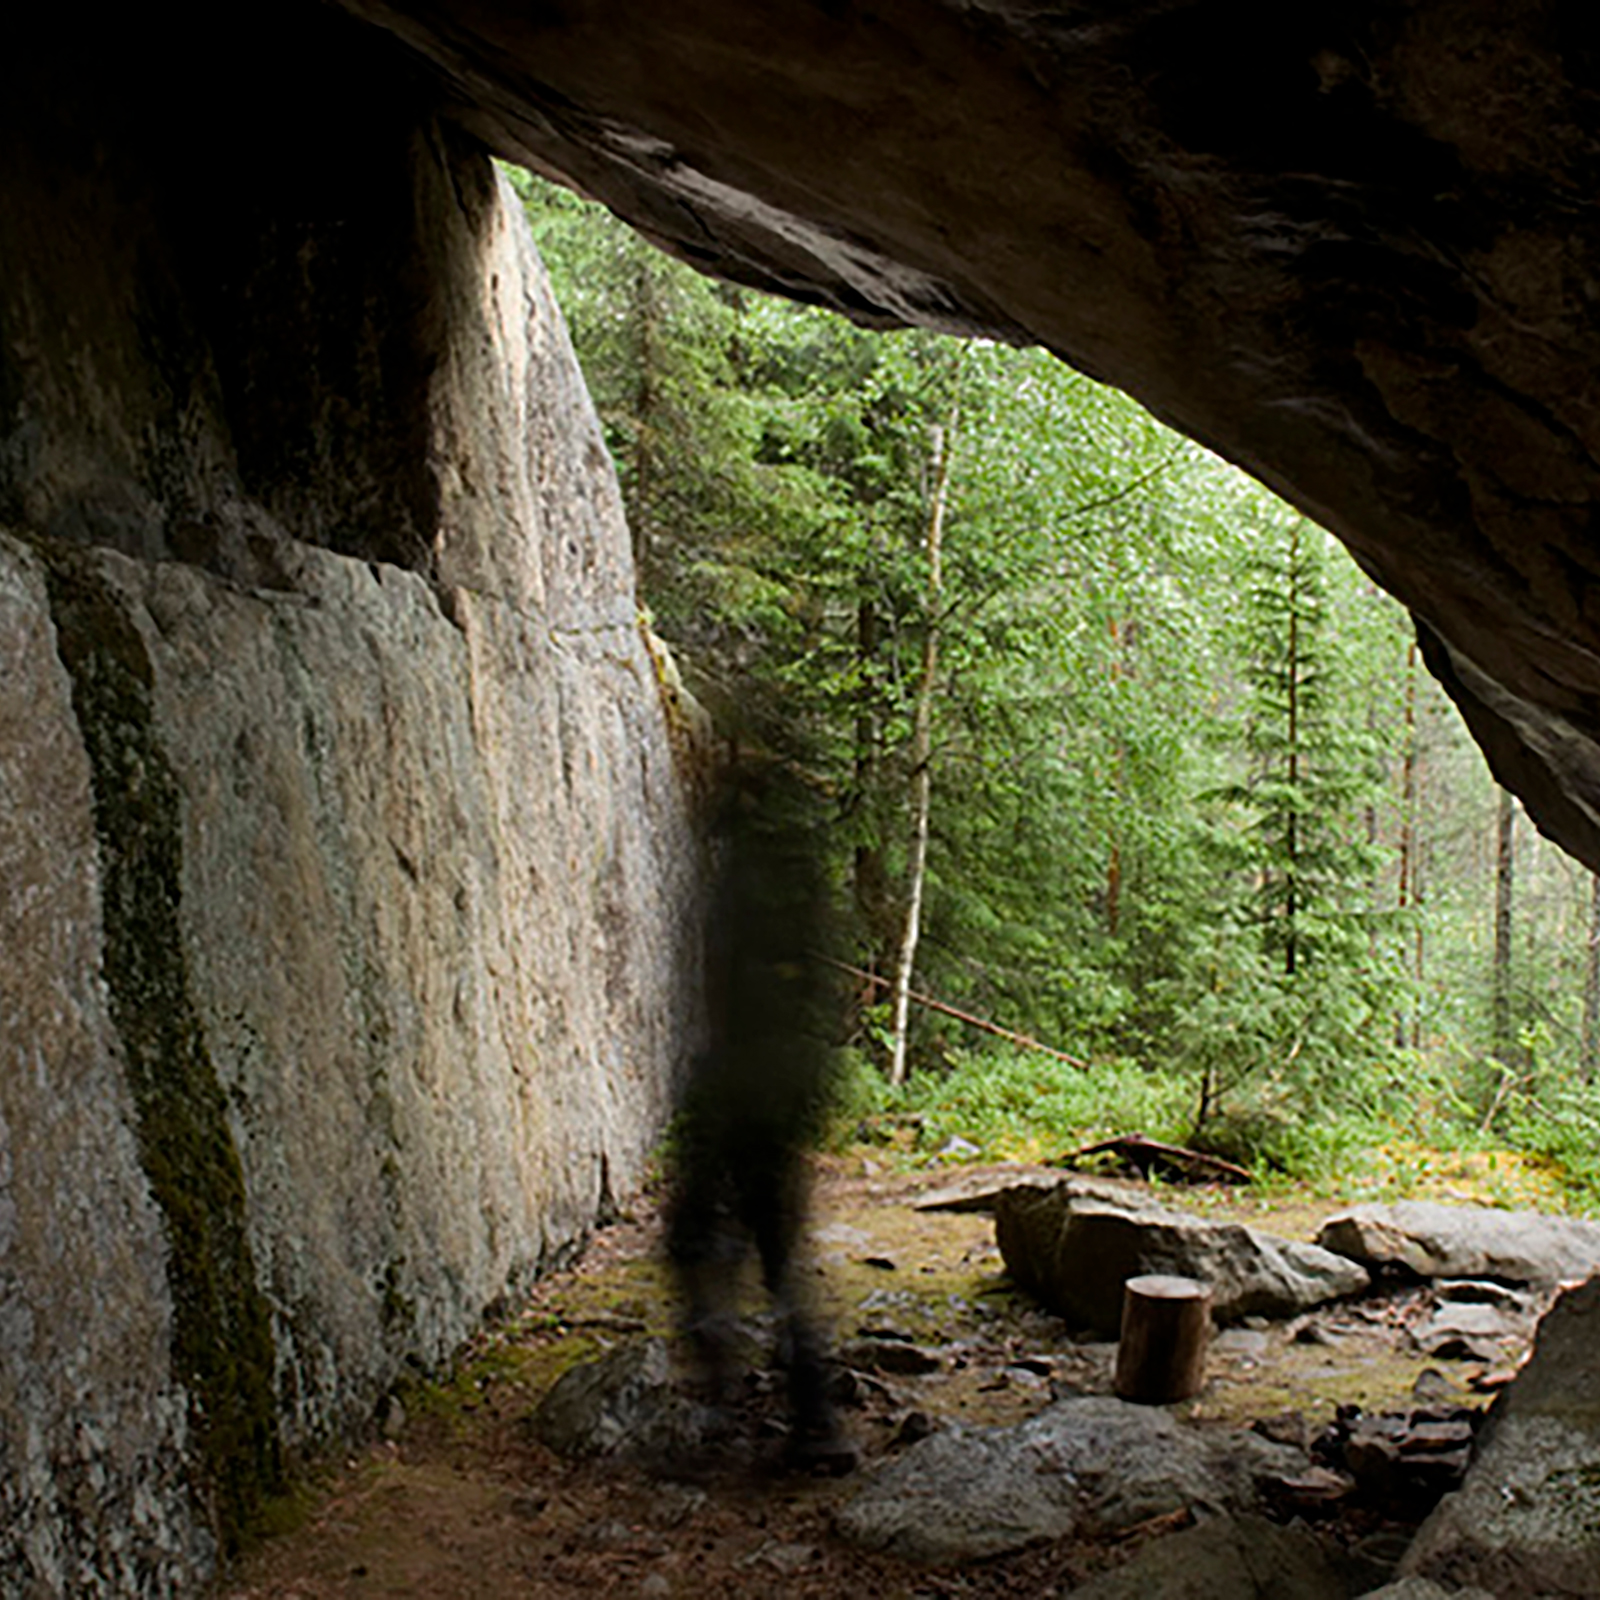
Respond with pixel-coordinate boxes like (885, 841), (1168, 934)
(332, 0), (1600, 869)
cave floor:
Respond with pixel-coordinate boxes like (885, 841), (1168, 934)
(221, 1158), (1517, 1599)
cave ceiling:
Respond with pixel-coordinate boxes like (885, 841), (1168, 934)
(332, 0), (1600, 869)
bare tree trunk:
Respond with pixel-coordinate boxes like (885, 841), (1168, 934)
(888, 413), (956, 1089)
(1104, 616), (1135, 938)
(1492, 787), (1517, 1062)
(1397, 637), (1420, 1047)
(1282, 520), (1302, 978)
(852, 576), (890, 986)
(1583, 872), (1600, 1083)
(631, 257), (659, 575)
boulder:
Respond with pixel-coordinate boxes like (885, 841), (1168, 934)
(530, 1340), (708, 1461)
(1064, 1514), (1345, 1600)
(1317, 1202), (1600, 1286)
(835, 1394), (1302, 1562)
(996, 1184), (1368, 1335)
(1402, 1276), (1600, 1596)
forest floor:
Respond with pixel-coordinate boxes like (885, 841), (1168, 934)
(221, 1152), (1545, 1600)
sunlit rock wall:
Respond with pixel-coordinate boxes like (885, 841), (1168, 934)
(0, 10), (699, 1592)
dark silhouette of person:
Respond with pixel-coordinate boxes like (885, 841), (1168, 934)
(666, 745), (855, 1472)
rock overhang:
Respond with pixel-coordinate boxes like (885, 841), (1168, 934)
(330, 0), (1600, 868)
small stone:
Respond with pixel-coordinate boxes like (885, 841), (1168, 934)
(1292, 1321), (1339, 1346)
(1212, 1327), (1269, 1357)
(1002, 1363), (1050, 1389)
(1259, 1465), (1353, 1518)
(1251, 1411), (1311, 1451)
(894, 1411), (935, 1447)
(1411, 1368), (1458, 1403)
(378, 1396), (407, 1440)
(842, 1338), (942, 1376)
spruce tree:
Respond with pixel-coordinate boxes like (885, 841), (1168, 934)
(1231, 516), (1378, 976)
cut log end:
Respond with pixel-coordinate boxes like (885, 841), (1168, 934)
(1114, 1273), (1212, 1404)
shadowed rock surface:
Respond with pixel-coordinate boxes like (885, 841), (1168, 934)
(1064, 1514), (1346, 1600)
(1402, 1275), (1600, 1596)
(1, 9), (699, 1589)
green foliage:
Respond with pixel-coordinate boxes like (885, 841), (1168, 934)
(513, 164), (1600, 1201)
(829, 1045), (1196, 1162)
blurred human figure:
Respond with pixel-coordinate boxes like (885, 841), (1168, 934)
(666, 745), (854, 1472)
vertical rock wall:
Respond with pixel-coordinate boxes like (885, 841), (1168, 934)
(0, 9), (700, 1592)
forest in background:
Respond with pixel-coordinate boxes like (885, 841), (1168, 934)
(513, 171), (1600, 1196)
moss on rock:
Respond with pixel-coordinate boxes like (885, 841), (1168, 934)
(42, 548), (283, 1552)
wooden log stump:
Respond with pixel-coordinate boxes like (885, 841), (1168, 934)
(1113, 1274), (1212, 1403)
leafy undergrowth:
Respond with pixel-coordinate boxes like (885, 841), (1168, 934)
(830, 1046), (1600, 1214)
(222, 1139), (1553, 1600)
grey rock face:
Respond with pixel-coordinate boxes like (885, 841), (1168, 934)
(996, 1184), (1368, 1335)
(1402, 1276), (1600, 1597)
(0, 541), (210, 1596)
(1065, 1514), (1345, 1600)
(0, 24), (700, 1590)
(1318, 1202), (1600, 1286)
(836, 1395), (1301, 1562)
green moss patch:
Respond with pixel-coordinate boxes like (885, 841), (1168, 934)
(44, 549), (283, 1551)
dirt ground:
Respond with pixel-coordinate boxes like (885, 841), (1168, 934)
(221, 1158), (1515, 1600)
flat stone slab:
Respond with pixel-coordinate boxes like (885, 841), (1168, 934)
(835, 1395), (1301, 1563)
(1316, 1201), (1600, 1286)
(912, 1170), (1122, 1214)
(1064, 1514), (1345, 1600)
(1402, 1276), (1600, 1597)
(995, 1183), (1368, 1334)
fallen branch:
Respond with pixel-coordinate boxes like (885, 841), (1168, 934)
(1059, 1131), (1252, 1185)
(820, 957), (1091, 1070)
